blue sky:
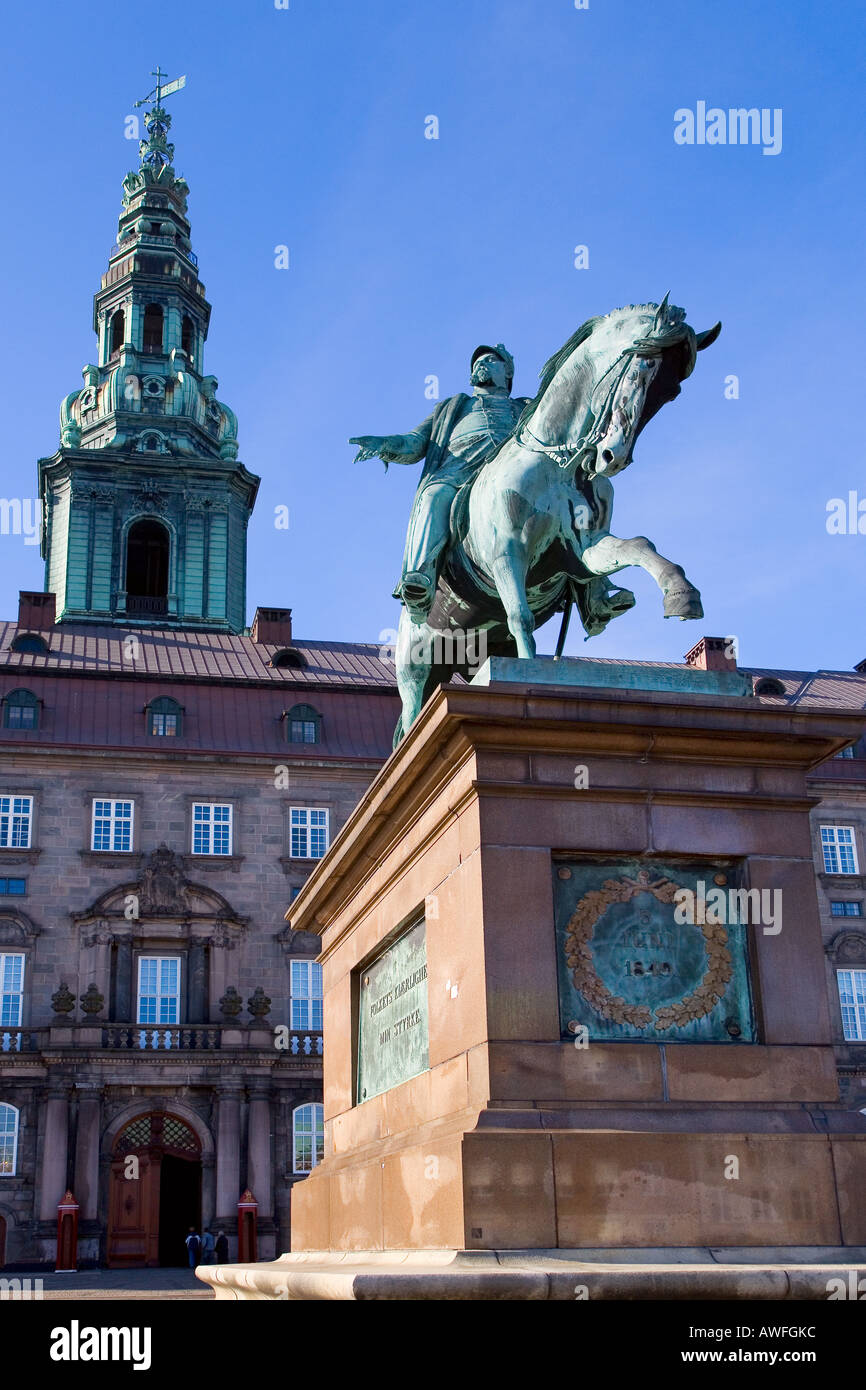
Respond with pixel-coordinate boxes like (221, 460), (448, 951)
(2, 0), (863, 669)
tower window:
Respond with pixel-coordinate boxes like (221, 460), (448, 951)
(181, 316), (195, 359)
(143, 303), (164, 352)
(125, 519), (169, 615)
(110, 309), (125, 355)
(3, 689), (40, 730)
(286, 704), (321, 744)
(147, 696), (183, 737)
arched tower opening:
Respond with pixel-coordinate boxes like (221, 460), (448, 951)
(126, 519), (169, 616)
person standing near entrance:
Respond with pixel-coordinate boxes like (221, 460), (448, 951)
(185, 1227), (201, 1268)
(215, 1230), (229, 1263)
(201, 1228), (216, 1264)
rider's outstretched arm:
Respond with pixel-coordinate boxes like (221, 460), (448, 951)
(379, 413), (435, 463)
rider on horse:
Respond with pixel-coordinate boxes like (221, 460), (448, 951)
(350, 344), (531, 622)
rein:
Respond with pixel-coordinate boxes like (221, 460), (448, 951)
(516, 334), (678, 470)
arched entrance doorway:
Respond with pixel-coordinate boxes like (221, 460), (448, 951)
(107, 1112), (201, 1268)
(125, 518), (169, 617)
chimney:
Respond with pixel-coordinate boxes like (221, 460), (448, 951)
(251, 606), (293, 645)
(18, 591), (56, 629)
(684, 635), (737, 673)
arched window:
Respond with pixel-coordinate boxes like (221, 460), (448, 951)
(142, 303), (164, 352)
(2, 690), (39, 730)
(147, 696), (183, 737)
(10, 634), (48, 655)
(271, 649), (306, 670)
(125, 519), (169, 616)
(286, 704), (321, 744)
(0, 1103), (19, 1175)
(292, 1102), (324, 1174)
(110, 309), (125, 355)
(753, 677), (786, 697)
(181, 315), (195, 359)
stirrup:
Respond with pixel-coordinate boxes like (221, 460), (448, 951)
(399, 571), (434, 620)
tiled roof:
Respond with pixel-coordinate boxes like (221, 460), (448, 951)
(0, 621), (400, 759)
(0, 621), (396, 688)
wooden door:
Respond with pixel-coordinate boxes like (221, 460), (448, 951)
(107, 1149), (161, 1267)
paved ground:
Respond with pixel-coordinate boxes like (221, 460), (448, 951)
(10, 1268), (214, 1300)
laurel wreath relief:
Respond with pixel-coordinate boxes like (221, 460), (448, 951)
(564, 870), (733, 1031)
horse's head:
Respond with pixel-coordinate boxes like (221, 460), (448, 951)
(586, 298), (721, 477)
(525, 298), (720, 478)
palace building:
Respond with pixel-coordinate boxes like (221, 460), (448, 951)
(0, 90), (397, 1268)
(0, 95), (863, 1270)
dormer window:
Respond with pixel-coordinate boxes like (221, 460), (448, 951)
(3, 689), (40, 730)
(271, 649), (306, 670)
(286, 704), (321, 744)
(753, 677), (786, 697)
(10, 633), (48, 655)
(147, 697), (183, 737)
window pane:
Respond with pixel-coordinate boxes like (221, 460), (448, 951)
(838, 969), (866, 1041)
(0, 1103), (18, 1175)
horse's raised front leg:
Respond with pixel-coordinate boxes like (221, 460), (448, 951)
(491, 538), (536, 657)
(582, 533), (704, 620)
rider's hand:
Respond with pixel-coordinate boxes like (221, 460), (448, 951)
(349, 435), (387, 462)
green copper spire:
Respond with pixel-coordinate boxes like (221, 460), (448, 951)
(37, 72), (260, 633)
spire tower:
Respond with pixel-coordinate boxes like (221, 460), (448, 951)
(38, 72), (259, 632)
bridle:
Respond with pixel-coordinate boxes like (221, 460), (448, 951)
(516, 331), (686, 470)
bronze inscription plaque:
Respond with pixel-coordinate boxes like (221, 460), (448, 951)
(357, 918), (429, 1103)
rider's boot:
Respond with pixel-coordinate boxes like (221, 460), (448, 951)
(395, 569), (435, 623)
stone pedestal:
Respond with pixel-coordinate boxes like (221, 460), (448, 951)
(198, 667), (866, 1298)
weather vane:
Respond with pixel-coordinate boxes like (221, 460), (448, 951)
(134, 66), (187, 110)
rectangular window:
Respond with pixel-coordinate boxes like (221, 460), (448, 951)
(0, 796), (32, 850)
(290, 719), (318, 744)
(151, 712), (178, 736)
(0, 1102), (17, 1174)
(6, 704), (37, 730)
(290, 959), (323, 1031)
(0, 879), (25, 896)
(837, 968), (866, 1042)
(0, 952), (24, 1029)
(136, 956), (180, 1025)
(292, 1103), (324, 1174)
(830, 901), (863, 918)
(290, 807), (329, 860)
(834, 746), (855, 759)
(821, 825), (859, 875)
(91, 799), (134, 853)
(192, 803), (232, 855)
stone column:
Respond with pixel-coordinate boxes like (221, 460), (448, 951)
(201, 1154), (216, 1232)
(208, 937), (228, 1023)
(39, 1085), (70, 1221)
(73, 1087), (102, 1222)
(246, 1083), (273, 1219)
(115, 937), (133, 1022)
(188, 941), (206, 1024)
(215, 1084), (242, 1222)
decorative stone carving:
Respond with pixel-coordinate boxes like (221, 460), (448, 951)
(247, 987), (271, 1020)
(51, 982), (76, 1017)
(139, 844), (190, 915)
(79, 984), (105, 1016)
(219, 986), (243, 1019)
(828, 931), (866, 964)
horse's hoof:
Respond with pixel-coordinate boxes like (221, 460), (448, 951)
(663, 587), (704, 620)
